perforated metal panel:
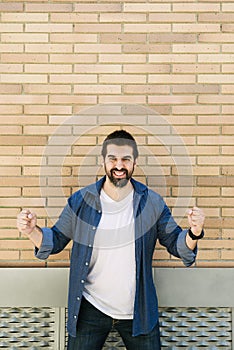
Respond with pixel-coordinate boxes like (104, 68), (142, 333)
(0, 307), (56, 350)
(102, 307), (232, 349)
(64, 307), (233, 349)
(159, 307), (232, 350)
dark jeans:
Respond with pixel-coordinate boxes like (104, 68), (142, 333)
(67, 297), (161, 350)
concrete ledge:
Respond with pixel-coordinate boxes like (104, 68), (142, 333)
(0, 267), (233, 307)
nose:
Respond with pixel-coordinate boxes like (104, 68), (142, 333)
(115, 158), (124, 169)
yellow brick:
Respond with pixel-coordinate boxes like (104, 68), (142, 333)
(0, 135), (47, 146)
(0, 115), (47, 125)
(123, 64), (170, 74)
(0, 85), (22, 94)
(100, 13), (146, 22)
(0, 64), (23, 73)
(199, 33), (234, 43)
(75, 64), (121, 74)
(0, 3), (23, 11)
(148, 95), (196, 105)
(2, 33), (48, 43)
(51, 54), (97, 63)
(223, 105), (234, 114)
(172, 105), (219, 115)
(1, 53), (48, 63)
(49, 95), (97, 104)
(150, 54), (196, 63)
(149, 74), (195, 84)
(0, 105), (22, 114)
(51, 33), (97, 43)
(173, 24), (220, 33)
(100, 74), (146, 84)
(74, 85), (121, 94)
(173, 64), (220, 73)
(24, 125), (71, 135)
(75, 3), (121, 12)
(199, 13), (234, 22)
(100, 33), (147, 43)
(25, 3), (73, 12)
(222, 146), (234, 155)
(26, 24), (73, 32)
(198, 156), (234, 165)
(25, 64), (72, 73)
(124, 3), (170, 12)
(0, 197), (45, 207)
(123, 44), (170, 54)
(103, 54), (147, 63)
(99, 95), (146, 104)
(1, 74), (47, 84)
(2, 13), (48, 22)
(0, 24), (23, 32)
(150, 33), (196, 43)
(173, 3), (220, 12)
(0, 188), (21, 197)
(24, 84), (71, 94)
(0, 95), (47, 104)
(124, 24), (171, 33)
(25, 44), (72, 53)
(0, 251), (19, 260)
(173, 44), (220, 53)
(149, 13), (195, 22)
(24, 105), (72, 115)
(51, 13), (98, 23)
(198, 136), (234, 145)
(74, 24), (121, 32)
(0, 167), (21, 176)
(198, 54), (234, 63)
(50, 74), (97, 83)
(0, 146), (21, 155)
(74, 44), (121, 53)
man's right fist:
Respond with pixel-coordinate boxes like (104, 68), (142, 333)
(17, 209), (37, 236)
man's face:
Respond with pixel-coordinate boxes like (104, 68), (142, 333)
(104, 144), (136, 188)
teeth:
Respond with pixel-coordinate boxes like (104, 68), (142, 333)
(114, 171), (125, 176)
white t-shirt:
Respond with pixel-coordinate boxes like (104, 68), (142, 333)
(83, 189), (136, 319)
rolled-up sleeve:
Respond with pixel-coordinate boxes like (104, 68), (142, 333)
(34, 228), (54, 260)
(177, 229), (197, 267)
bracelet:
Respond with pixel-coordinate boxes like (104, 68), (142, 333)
(188, 228), (204, 240)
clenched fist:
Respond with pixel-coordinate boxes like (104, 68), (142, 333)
(17, 209), (37, 237)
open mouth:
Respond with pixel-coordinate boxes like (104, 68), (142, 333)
(113, 170), (126, 177)
(111, 169), (127, 178)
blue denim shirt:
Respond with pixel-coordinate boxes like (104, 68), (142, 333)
(35, 176), (196, 338)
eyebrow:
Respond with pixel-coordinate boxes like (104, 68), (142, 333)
(107, 154), (133, 159)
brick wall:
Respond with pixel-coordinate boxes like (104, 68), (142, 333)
(0, 1), (233, 267)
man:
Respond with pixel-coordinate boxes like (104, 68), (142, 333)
(17, 130), (205, 350)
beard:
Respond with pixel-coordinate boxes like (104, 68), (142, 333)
(105, 165), (135, 188)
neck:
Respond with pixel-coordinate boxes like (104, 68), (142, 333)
(103, 178), (133, 201)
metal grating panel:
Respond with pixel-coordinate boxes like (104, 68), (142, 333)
(0, 307), (56, 349)
(65, 307), (232, 349)
(159, 307), (232, 350)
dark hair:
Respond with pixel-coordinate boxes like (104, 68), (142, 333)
(101, 130), (139, 160)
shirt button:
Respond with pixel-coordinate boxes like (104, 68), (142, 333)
(92, 226), (96, 230)
(98, 210), (101, 214)
(88, 244), (92, 248)
(77, 297), (80, 301)
(74, 315), (77, 319)
(81, 279), (85, 284)
(85, 262), (89, 266)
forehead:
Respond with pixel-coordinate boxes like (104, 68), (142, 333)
(106, 144), (134, 157)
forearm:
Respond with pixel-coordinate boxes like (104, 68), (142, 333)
(186, 227), (204, 251)
(27, 225), (43, 249)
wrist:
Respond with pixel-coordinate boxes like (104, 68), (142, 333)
(188, 228), (204, 240)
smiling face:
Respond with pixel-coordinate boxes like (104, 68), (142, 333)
(104, 144), (136, 188)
